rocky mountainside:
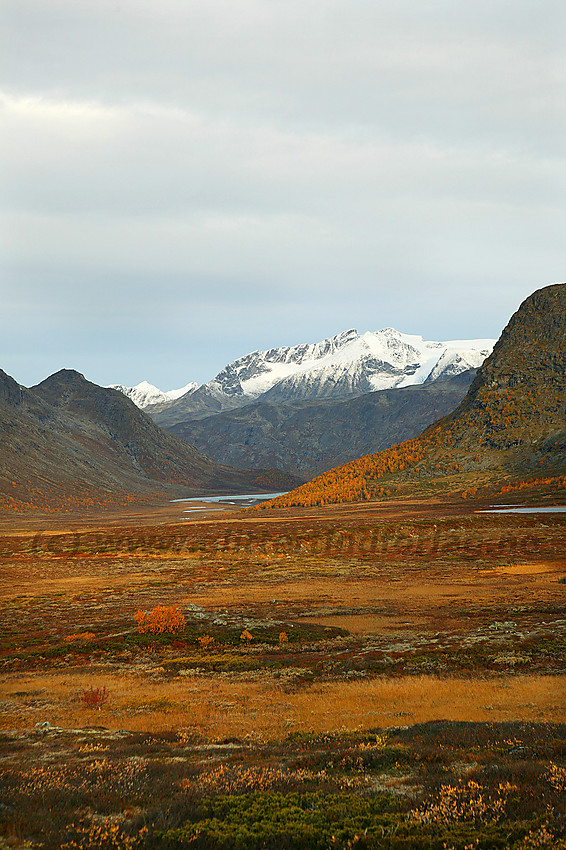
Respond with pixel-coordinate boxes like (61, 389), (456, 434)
(171, 371), (475, 479)
(144, 328), (494, 427)
(261, 283), (566, 509)
(0, 369), (300, 512)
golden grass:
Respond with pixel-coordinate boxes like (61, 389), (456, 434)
(2, 671), (565, 740)
(298, 614), (428, 634)
(494, 562), (558, 575)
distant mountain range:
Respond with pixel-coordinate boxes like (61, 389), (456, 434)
(108, 328), (494, 481)
(0, 369), (301, 512)
(262, 283), (566, 509)
(170, 370), (477, 479)
(112, 328), (494, 426)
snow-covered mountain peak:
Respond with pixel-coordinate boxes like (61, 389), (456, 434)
(198, 328), (493, 410)
(109, 380), (198, 408)
(112, 327), (495, 419)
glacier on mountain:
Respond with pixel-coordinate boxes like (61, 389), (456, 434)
(199, 328), (494, 405)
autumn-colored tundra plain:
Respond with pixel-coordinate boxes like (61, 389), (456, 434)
(0, 497), (565, 848)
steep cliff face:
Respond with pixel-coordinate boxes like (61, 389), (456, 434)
(0, 369), (301, 511)
(0, 370), (24, 407)
(261, 284), (566, 509)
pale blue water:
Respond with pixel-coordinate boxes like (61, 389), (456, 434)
(171, 491), (287, 507)
(479, 506), (566, 514)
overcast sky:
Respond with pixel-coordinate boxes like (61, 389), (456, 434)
(1, 0), (564, 390)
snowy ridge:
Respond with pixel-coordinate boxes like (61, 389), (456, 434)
(205, 328), (494, 404)
(108, 380), (198, 408)
(422, 347), (491, 384)
(112, 328), (495, 416)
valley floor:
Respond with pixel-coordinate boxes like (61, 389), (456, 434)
(0, 498), (565, 848)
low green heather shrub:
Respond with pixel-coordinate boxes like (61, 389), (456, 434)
(158, 790), (557, 849)
(161, 791), (400, 849)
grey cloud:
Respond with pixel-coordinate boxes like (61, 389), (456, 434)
(0, 0), (564, 388)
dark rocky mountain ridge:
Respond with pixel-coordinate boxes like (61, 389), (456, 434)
(0, 369), (300, 511)
(442, 283), (566, 454)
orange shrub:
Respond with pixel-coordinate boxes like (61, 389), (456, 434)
(134, 605), (186, 634)
(64, 632), (96, 643)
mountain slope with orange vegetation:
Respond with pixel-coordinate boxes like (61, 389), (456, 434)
(259, 283), (566, 509)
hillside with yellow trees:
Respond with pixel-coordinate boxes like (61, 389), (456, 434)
(258, 283), (566, 509)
